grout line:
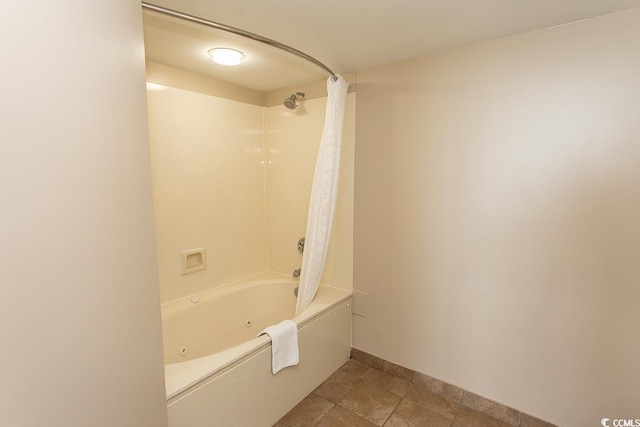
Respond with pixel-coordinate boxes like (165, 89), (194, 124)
(314, 400), (336, 426)
(406, 383), (414, 395)
(382, 395), (403, 427)
(352, 350), (548, 426)
(335, 386), (371, 426)
(451, 400), (462, 427)
(362, 367), (373, 379)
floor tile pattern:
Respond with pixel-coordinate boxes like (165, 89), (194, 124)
(275, 354), (556, 427)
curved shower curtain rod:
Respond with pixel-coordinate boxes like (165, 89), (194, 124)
(141, 2), (338, 81)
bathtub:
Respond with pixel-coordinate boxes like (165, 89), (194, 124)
(162, 272), (352, 427)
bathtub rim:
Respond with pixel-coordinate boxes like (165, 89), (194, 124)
(161, 271), (297, 317)
(163, 283), (351, 400)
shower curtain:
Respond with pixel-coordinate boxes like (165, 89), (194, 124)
(295, 75), (350, 315)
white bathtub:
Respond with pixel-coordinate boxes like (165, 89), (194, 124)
(162, 272), (352, 427)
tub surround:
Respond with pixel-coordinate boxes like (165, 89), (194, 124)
(265, 91), (356, 291)
(146, 61), (356, 107)
(147, 59), (356, 427)
(146, 66), (356, 304)
(264, 73), (356, 106)
(147, 85), (267, 303)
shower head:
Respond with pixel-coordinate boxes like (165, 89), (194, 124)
(283, 92), (305, 110)
(283, 95), (297, 110)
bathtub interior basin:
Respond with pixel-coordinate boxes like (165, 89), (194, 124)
(161, 272), (352, 402)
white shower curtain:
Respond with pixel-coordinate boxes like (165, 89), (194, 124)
(295, 75), (350, 315)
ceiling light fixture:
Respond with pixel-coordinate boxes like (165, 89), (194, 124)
(207, 48), (245, 66)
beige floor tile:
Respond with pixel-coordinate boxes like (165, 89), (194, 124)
(275, 355), (550, 427)
(317, 405), (377, 427)
(279, 394), (335, 427)
(404, 385), (460, 419)
(314, 369), (362, 403)
(340, 359), (372, 378)
(363, 369), (412, 397)
(384, 399), (453, 427)
(452, 406), (514, 427)
(339, 382), (402, 426)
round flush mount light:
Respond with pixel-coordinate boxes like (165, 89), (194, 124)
(207, 48), (245, 66)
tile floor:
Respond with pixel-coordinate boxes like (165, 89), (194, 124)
(274, 359), (550, 427)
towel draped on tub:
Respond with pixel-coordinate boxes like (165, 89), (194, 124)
(257, 319), (299, 374)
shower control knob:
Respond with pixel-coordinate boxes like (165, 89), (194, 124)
(297, 237), (305, 254)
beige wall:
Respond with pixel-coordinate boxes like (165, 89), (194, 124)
(353, 8), (640, 427)
(146, 66), (355, 303)
(147, 86), (267, 303)
(0, 2), (167, 427)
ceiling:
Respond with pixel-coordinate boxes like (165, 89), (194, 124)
(143, 0), (640, 92)
(143, 10), (328, 92)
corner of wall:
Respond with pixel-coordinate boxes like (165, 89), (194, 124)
(145, 60), (266, 106)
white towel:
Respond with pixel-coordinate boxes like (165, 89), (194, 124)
(257, 320), (299, 374)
